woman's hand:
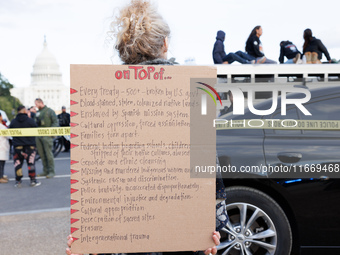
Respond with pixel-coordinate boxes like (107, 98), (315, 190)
(66, 235), (82, 255)
(204, 231), (221, 255)
(66, 235), (98, 255)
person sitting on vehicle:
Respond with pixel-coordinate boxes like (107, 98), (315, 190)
(213, 30), (254, 64)
(245, 25), (276, 64)
(279, 40), (301, 64)
(303, 28), (331, 64)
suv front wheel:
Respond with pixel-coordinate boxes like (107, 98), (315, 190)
(217, 186), (292, 255)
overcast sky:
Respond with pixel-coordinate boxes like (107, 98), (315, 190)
(1, 0), (340, 88)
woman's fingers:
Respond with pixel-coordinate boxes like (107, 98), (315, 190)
(203, 231), (221, 254)
(65, 247), (72, 255)
(67, 235), (74, 248)
(216, 231), (221, 240)
(204, 248), (212, 255)
(212, 231), (220, 246)
(204, 247), (217, 255)
(66, 235), (85, 255)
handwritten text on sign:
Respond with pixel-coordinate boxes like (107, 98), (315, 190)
(70, 65), (216, 254)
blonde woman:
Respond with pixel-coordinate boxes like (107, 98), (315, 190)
(67, 1), (224, 254)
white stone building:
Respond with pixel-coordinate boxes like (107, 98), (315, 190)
(11, 39), (69, 113)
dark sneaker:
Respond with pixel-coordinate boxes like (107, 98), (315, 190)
(37, 173), (48, 177)
(30, 180), (41, 187)
(14, 181), (22, 188)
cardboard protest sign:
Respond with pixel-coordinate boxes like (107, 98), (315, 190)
(70, 65), (217, 254)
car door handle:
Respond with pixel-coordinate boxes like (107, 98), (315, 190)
(277, 152), (302, 163)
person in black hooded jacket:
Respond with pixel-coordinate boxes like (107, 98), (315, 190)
(9, 105), (40, 187)
(213, 30), (254, 64)
(245, 26), (276, 64)
(303, 28), (331, 64)
(279, 41), (301, 64)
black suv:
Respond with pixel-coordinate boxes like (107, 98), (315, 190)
(216, 85), (340, 255)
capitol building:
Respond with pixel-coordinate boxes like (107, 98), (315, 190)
(11, 39), (69, 113)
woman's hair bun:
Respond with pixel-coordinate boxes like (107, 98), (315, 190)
(109, 0), (170, 64)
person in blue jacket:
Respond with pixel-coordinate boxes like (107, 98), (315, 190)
(213, 30), (254, 64)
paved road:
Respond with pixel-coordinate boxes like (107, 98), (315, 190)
(0, 152), (71, 255)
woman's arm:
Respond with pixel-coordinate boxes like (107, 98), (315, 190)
(251, 37), (264, 58)
(279, 45), (285, 64)
(317, 39), (331, 61)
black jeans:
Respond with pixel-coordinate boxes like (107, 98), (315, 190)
(0, 161), (5, 178)
(223, 51), (254, 64)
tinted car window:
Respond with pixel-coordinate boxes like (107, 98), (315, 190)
(300, 96), (340, 136)
(301, 97), (340, 120)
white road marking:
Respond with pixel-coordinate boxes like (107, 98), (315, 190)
(0, 207), (70, 217)
(8, 174), (71, 181)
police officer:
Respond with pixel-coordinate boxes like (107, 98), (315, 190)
(35, 98), (58, 178)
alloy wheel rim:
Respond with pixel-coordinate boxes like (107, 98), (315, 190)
(217, 202), (277, 255)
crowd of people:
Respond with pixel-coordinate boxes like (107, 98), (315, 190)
(0, 99), (70, 187)
(213, 26), (333, 65)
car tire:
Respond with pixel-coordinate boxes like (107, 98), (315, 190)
(217, 186), (292, 255)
